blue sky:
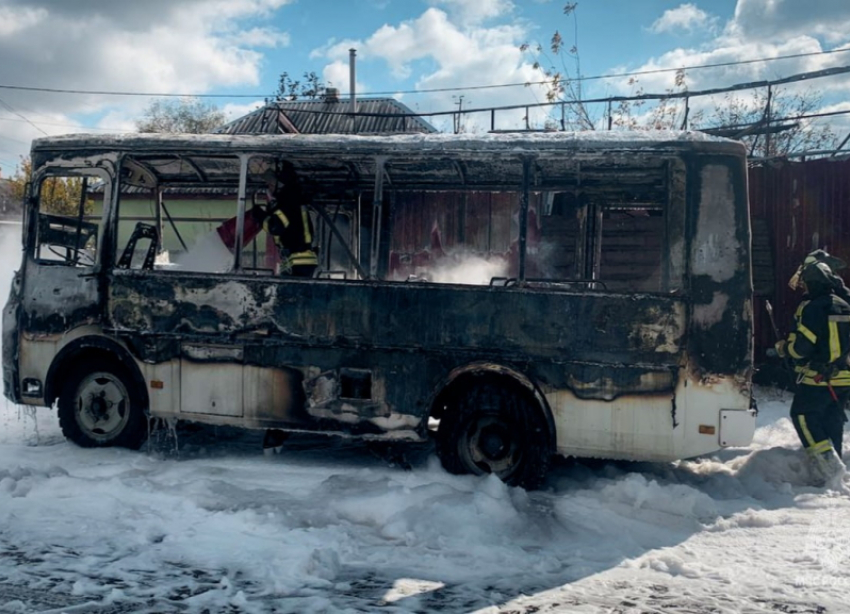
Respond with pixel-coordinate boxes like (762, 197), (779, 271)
(0, 0), (849, 176)
(267, 0), (737, 96)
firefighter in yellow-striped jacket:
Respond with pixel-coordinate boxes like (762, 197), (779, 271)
(255, 164), (318, 277)
(776, 261), (850, 486)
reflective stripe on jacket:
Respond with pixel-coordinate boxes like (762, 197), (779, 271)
(284, 249), (319, 268)
(787, 294), (850, 386)
(264, 207), (318, 270)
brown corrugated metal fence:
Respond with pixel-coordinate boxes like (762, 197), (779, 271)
(749, 157), (850, 369)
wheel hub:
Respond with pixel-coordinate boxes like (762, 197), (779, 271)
(75, 373), (130, 439)
(89, 393), (109, 419)
(479, 424), (510, 460)
(466, 415), (519, 476)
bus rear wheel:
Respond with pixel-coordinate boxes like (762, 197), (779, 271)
(436, 382), (550, 489)
(57, 358), (148, 450)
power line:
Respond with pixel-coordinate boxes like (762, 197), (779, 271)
(0, 133), (31, 146)
(413, 65), (850, 119)
(377, 46), (850, 96)
(766, 107), (850, 123)
(1, 65), (848, 138)
(0, 115), (126, 132)
(7, 65), (848, 137)
(700, 107), (850, 134)
(0, 95), (47, 136)
(0, 47), (848, 100)
(206, 65), (850, 120)
(0, 84), (258, 99)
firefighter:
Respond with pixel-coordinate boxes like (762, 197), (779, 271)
(253, 164), (318, 277)
(789, 250), (850, 419)
(788, 248), (850, 304)
(776, 261), (850, 487)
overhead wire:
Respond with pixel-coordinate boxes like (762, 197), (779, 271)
(698, 108), (850, 134)
(176, 65), (850, 120)
(0, 95), (48, 137)
(0, 51), (847, 139)
(0, 115), (125, 132)
(0, 47), (847, 99)
(0, 133), (32, 146)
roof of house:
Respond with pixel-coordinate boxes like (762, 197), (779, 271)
(215, 96), (437, 136)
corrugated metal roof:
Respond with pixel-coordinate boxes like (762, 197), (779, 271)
(215, 98), (437, 135)
(215, 106), (300, 135)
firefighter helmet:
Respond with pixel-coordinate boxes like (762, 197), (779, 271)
(800, 261), (835, 295)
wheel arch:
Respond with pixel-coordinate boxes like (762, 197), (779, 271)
(429, 362), (556, 452)
(45, 335), (149, 413)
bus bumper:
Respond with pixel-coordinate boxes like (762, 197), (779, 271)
(719, 408), (756, 447)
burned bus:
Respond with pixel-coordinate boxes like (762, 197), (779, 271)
(2, 131), (755, 488)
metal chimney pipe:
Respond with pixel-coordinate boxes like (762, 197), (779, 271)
(349, 48), (357, 119)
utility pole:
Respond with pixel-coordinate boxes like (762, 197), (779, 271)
(453, 95), (465, 134)
(764, 85), (773, 158)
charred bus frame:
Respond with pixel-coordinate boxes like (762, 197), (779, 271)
(3, 132), (755, 488)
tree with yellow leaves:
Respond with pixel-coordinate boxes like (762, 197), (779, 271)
(6, 156), (92, 217)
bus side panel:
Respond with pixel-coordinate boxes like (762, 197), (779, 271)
(547, 389), (678, 461)
(108, 271), (686, 442)
(108, 274), (688, 364)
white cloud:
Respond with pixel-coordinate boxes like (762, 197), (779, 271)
(228, 27), (291, 48)
(0, 0), (296, 175)
(322, 60), (366, 96)
(650, 4), (715, 35)
(0, 107), (93, 178)
(303, 0), (839, 138)
(813, 100), (850, 142)
(610, 36), (832, 95)
(731, 0), (850, 44)
(0, 5), (46, 36)
(611, 1), (850, 136)
(89, 99), (265, 139)
(600, 1), (850, 141)
(311, 7), (550, 132)
(93, 111), (141, 134)
(221, 100), (266, 122)
(221, 100), (267, 122)
(429, 0), (514, 27)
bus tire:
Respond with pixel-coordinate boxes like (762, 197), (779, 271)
(57, 357), (149, 450)
(436, 382), (551, 489)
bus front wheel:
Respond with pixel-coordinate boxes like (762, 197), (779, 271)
(436, 382), (550, 489)
(57, 358), (149, 450)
